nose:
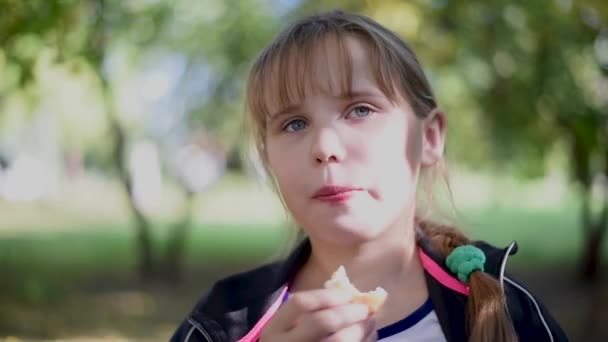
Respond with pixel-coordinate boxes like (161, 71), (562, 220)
(311, 127), (346, 166)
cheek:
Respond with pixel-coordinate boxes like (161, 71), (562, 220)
(367, 123), (419, 192)
(266, 144), (304, 197)
(370, 125), (410, 170)
(266, 140), (290, 173)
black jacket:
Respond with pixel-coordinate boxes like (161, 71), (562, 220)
(171, 237), (569, 341)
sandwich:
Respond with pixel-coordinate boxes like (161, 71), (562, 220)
(323, 266), (387, 313)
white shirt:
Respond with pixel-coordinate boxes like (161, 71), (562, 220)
(377, 298), (447, 341)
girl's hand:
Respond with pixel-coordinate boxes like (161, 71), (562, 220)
(260, 288), (377, 342)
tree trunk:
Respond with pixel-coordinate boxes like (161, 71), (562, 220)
(124, 176), (155, 280)
(583, 283), (608, 341)
(164, 191), (195, 282)
(579, 183), (608, 281)
(88, 0), (157, 281)
(581, 230), (604, 280)
(110, 120), (155, 280)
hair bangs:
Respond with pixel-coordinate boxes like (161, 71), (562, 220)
(245, 10), (438, 149)
(250, 31), (357, 122)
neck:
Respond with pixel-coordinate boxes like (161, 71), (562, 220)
(292, 212), (425, 295)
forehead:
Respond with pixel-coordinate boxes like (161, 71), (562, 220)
(315, 35), (376, 93)
(337, 36), (377, 92)
(258, 33), (390, 117)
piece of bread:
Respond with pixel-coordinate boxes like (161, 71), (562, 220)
(323, 266), (387, 313)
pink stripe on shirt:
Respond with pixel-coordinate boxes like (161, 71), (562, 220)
(237, 286), (288, 342)
(418, 248), (470, 296)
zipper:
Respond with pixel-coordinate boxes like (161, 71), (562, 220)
(499, 241), (554, 342)
(504, 277), (554, 342)
(187, 318), (213, 342)
(498, 241), (517, 292)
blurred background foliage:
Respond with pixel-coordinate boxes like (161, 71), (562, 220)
(0, 0), (607, 340)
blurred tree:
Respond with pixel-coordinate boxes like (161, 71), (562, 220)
(426, 0), (608, 280)
(0, 0), (280, 282)
(151, 0), (281, 280)
(161, 0), (280, 166)
(0, 0), (173, 280)
(294, 0), (608, 280)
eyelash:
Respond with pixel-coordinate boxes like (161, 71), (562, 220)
(281, 105), (376, 133)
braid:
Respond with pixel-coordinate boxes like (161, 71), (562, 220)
(416, 217), (519, 342)
(416, 218), (470, 254)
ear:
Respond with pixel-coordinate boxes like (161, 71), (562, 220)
(421, 109), (446, 167)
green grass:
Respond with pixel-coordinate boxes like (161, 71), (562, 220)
(2, 203), (603, 304)
(0, 223), (287, 305)
(1, 170), (606, 305)
(460, 205), (587, 266)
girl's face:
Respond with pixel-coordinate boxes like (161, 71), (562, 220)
(264, 36), (444, 246)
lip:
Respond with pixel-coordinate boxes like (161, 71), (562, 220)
(312, 185), (362, 201)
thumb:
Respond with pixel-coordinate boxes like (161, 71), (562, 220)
(363, 317), (378, 342)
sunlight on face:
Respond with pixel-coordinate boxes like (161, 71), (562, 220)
(265, 36), (425, 245)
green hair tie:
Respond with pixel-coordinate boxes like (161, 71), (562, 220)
(445, 245), (486, 283)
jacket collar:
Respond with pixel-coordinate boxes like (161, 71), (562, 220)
(278, 235), (518, 283)
(271, 236), (311, 289)
(271, 236), (518, 342)
(189, 235), (517, 341)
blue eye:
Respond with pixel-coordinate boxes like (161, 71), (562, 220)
(349, 106), (373, 118)
(284, 119), (308, 132)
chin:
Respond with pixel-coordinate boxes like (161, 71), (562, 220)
(318, 219), (385, 244)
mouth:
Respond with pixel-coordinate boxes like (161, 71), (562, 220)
(312, 185), (363, 202)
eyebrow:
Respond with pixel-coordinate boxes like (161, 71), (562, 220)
(267, 105), (303, 124)
(267, 89), (385, 123)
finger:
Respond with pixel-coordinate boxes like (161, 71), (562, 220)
(363, 317), (378, 342)
(318, 316), (377, 342)
(319, 321), (370, 342)
(289, 303), (369, 341)
(269, 288), (354, 332)
(364, 330), (378, 342)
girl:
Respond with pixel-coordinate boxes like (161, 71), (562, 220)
(172, 10), (568, 342)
